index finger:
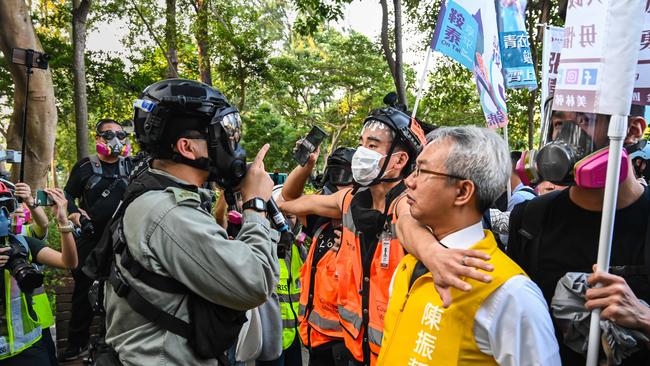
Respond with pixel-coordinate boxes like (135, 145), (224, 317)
(251, 144), (270, 169)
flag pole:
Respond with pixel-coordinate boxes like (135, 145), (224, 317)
(585, 115), (628, 366)
(411, 46), (433, 120)
(503, 123), (511, 209)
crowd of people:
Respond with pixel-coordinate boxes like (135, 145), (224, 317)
(0, 77), (649, 366)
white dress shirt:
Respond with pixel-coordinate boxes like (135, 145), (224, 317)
(439, 221), (561, 366)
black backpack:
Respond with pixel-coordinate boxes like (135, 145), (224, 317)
(83, 169), (245, 364)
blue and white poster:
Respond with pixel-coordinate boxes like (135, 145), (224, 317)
(432, 0), (509, 128)
(431, 1), (479, 70)
(496, 0), (537, 90)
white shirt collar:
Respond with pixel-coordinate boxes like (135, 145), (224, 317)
(439, 221), (485, 250)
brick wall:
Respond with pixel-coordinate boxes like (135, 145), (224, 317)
(55, 274), (103, 365)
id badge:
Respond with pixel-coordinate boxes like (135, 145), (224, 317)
(380, 231), (391, 269)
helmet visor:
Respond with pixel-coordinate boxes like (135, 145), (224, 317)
(221, 112), (242, 150)
(541, 111), (608, 157)
(327, 166), (353, 186)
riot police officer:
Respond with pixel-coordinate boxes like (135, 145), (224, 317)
(99, 79), (279, 366)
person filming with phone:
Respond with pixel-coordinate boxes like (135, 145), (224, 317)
(0, 185), (79, 366)
(59, 119), (132, 362)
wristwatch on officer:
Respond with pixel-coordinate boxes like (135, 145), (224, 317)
(242, 197), (267, 212)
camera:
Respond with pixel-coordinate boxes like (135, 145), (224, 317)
(0, 150), (22, 164)
(11, 48), (50, 70)
(79, 215), (95, 236)
(2, 236), (44, 292)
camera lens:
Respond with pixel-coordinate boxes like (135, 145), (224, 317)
(9, 259), (44, 292)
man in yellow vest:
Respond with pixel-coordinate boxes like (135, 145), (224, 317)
(378, 126), (560, 366)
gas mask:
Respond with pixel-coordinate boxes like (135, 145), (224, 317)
(133, 95), (247, 190)
(206, 107), (247, 189)
(351, 147), (396, 186)
(96, 130), (130, 158)
(517, 112), (629, 188)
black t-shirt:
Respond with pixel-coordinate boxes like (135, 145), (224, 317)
(508, 187), (650, 365)
(350, 182), (406, 260)
(64, 157), (130, 237)
(26, 236), (46, 265)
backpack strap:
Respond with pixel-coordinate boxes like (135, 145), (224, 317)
(117, 156), (131, 179)
(514, 190), (562, 278)
(108, 264), (191, 339)
(85, 155), (104, 191)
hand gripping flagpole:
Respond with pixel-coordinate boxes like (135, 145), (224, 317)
(411, 46), (433, 120)
(585, 114), (628, 366)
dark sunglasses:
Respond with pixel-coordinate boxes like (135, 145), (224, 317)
(97, 130), (129, 140)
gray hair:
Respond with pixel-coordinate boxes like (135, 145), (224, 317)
(426, 126), (510, 211)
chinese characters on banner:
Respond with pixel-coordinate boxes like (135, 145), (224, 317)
(407, 303), (444, 365)
(432, 0), (509, 128)
(496, 0), (537, 90)
(553, 0), (645, 115)
(430, 0), (478, 69)
(540, 26), (565, 122)
(633, 4), (650, 106)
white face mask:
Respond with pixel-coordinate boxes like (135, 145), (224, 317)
(352, 146), (392, 186)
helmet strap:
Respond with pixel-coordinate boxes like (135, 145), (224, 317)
(171, 152), (211, 172)
(368, 139), (401, 186)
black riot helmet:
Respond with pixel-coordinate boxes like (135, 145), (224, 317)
(323, 147), (355, 187)
(133, 79), (247, 189)
(357, 93), (427, 187)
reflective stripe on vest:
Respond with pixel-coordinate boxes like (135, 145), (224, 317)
(299, 304), (342, 332)
(337, 190), (406, 365)
(278, 243), (303, 350)
(0, 268), (42, 359)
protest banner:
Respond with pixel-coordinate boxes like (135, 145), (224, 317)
(496, 0), (537, 90)
(432, 0), (508, 128)
(634, 5), (650, 106)
(553, 0), (644, 115)
(540, 25), (564, 122)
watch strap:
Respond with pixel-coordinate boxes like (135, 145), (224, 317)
(242, 198), (266, 212)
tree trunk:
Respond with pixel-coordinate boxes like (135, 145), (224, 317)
(165, 0), (178, 78)
(379, 0), (396, 78)
(392, 0), (407, 106)
(195, 0), (212, 85)
(0, 0), (57, 189)
(72, 0), (91, 160)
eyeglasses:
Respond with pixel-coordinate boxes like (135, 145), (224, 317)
(97, 130), (129, 141)
(413, 166), (466, 181)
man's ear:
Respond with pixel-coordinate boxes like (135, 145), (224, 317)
(175, 138), (198, 160)
(454, 179), (475, 207)
(393, 151), (409, 171)
(628, 117), (646, 141)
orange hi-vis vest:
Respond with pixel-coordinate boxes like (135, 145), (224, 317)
(377, 231), (526, 366)
(298, 221), (344, 349)
(338, 189), (406, 366)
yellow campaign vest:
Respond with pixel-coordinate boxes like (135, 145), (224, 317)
(278, 243), (303, 350)
(377, 231), (525, 366)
